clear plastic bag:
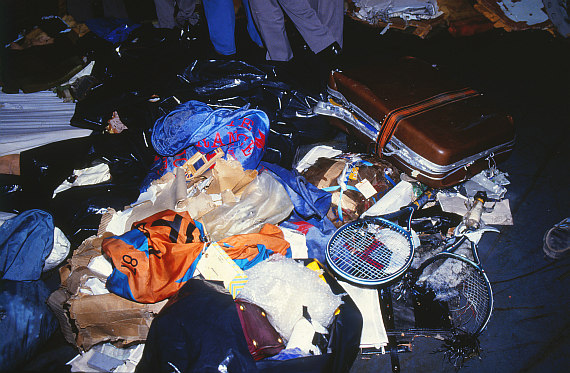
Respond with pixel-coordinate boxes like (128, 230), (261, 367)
(201, 172), (294, 241)
(237, 255), (344, 342)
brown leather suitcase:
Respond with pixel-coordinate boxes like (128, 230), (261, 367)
(315, 56), (516, 188)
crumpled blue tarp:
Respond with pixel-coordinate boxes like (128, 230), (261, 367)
(0, 209), (54, 281)
(258, 162), (337, 263)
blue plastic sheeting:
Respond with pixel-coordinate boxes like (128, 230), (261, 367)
(259, 162), (337, 264)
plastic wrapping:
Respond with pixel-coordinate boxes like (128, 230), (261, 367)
(202, 172), (294, 241)
(237, 256), (343, 342)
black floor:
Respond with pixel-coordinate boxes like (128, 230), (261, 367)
(13, 12), (570, 373)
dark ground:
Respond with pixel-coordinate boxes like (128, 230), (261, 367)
(7, 5), (570, 373)
(342, 17), (570, 373)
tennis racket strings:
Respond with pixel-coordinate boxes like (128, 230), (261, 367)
(327, 218), (413, 285)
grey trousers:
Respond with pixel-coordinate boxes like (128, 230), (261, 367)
(248, 0), (344, 61)
(154, 0), (199, 29)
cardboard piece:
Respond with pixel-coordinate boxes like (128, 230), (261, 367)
(207, 158), (258, 196)
(49, 235), (168, 351)
(68, 292), (166, 350)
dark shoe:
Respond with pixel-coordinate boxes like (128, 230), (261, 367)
(315, 41), (343, 96)
(316, 41), (343, 71)
(543, 217), (570, 259)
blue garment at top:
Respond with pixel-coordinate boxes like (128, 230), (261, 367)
(202, 0), (263, 55)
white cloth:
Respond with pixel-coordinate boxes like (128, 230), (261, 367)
(0, 90), (92, 156)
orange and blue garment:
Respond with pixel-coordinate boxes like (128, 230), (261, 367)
(102, 210), (291, 303)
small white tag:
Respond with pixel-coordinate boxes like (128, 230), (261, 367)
(197, 243), (245, 286)
(355, 179), (377, 199)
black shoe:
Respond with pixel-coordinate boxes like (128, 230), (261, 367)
(315, 41), (343, 95)
(544, 218), (570, 259)
(316, 41), (342, 71)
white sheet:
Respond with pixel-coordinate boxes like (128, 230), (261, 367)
(0, 90), (92, 156)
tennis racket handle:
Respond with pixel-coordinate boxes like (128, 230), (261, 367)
(464, 191), (486, 230)
(410, 188), (435, 210)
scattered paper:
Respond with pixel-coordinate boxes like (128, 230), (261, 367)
(362, 180), (414, 217)
(437, 192), (513, 225)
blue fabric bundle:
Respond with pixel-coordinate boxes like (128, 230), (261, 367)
(145, 100), (270, 189)
(0, 209), (54, 281)
(259, 162), (337, 263)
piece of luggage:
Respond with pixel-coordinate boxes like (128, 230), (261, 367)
(315, 56), (515, 188)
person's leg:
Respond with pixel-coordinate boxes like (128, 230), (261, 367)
(248, 0), (293, 61)
(313, 0), (343, 48)
(277, 0), (336, 54)
(241, 0), (263, 48)
(154, 0), (177, 29)
(202, 0), (237, 55)
(176, 0), (199, 27)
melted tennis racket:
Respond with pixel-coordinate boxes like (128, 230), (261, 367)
(407, 234), (493, 336)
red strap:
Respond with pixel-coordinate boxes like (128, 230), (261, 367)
(375, 88), (480, 155)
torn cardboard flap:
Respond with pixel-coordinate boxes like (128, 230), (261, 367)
(63, 266), (106, 295)
(69, 293), (166, 325)
(68, 236), (104, 271)
(68, 292), (167, 350)
(75, 325), (146, 351)
(207, 158), (258, 196)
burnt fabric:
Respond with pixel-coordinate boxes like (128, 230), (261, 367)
(103, 210), (292, 303)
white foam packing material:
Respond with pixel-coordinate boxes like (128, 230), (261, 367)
(43, 227), (71, 272)
(237, 255), (343, 342)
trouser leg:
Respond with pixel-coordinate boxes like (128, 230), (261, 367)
(248, 0), (293, 61)
(242, 0), (263, 48)
(154, 0), (177, 29)
(277, 0), (336, 54)
(202, 0), (237, 55)
(312, 0), (343, 48)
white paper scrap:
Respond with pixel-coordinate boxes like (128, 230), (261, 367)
(338, 280), (388, 348)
